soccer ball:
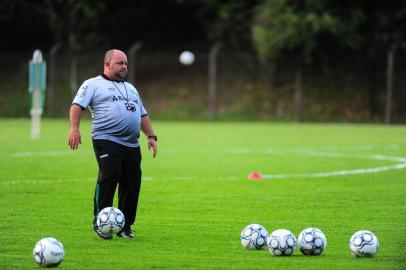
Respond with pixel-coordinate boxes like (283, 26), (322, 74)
(179, 51), (195, 65)
(33, 237), (64, 267)
(96, 207), (125, 235)
(267, 229), (297, 256)
(297, 227), (327, 255)
(240, 224), (269, 250)
(349, 230), (379, 257)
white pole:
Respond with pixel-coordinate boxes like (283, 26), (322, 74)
(30, 49), (45, 140)
(30, 90), (42, 140)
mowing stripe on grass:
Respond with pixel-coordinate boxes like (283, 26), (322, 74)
(11, 144), (399, 158)
(7, 148), (406, 182)
(0, 176), (154, 185)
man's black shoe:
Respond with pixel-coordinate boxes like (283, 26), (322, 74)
(93, 225), (113, 240)
(117, 229), (135, 238)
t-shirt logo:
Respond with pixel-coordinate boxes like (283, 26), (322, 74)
(129, 89), (137, 95)
(77, 85), (88, 97)
(126, 101), (137, 112)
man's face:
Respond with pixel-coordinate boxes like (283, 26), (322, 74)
(107, 52), (128, 81)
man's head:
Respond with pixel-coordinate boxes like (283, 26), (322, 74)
(104, 49), (128, 81)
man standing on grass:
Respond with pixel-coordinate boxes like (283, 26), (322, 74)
(68, 49), (157, 239)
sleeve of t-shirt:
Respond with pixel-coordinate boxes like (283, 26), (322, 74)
(72, 79), (95, 110)
(139, 97), (148, 117)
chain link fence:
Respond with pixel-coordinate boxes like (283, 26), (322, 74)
(1, 49), (405, 123)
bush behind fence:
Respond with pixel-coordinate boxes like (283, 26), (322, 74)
(0, 49), (405, 123)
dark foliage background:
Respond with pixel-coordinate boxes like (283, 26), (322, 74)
(0, 0), (405, 123)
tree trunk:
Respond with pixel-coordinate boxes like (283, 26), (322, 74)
(385, 45), (395, 124)
(294, 65), (303, 122)
(262, 61), (277, 117)
(367, 66), (379, 121)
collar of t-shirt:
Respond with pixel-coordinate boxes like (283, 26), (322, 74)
(101, 73), (124, 83)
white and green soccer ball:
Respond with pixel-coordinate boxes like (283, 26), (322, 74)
(33, 237), (64, 267)
(349, 230), (379, 257)
(240, 224), (269, 250)
(267, 229), (297, 256)
(96, 207), (125, 235)
(297, 227), (327, 256)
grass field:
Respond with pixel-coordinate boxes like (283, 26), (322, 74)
(0, 119), (405, 269)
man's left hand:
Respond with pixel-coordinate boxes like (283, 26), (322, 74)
(148, 138), (157, 158)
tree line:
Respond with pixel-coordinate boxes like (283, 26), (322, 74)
(1, 0), (406, 122)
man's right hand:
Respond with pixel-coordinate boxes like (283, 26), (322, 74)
(68, 128), (81, 150)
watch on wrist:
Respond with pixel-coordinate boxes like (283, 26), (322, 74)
(148, 135), (158, 142)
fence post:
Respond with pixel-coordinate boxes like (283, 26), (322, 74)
(208, 42), (222, 120)
(128, 42), (142, 84)
(48, 43), (62, 117)
(385, 45), (395, 124)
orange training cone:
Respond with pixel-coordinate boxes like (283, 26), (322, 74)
(248, 172), (263, 180)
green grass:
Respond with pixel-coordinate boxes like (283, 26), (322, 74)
(0, 119), (405, 269)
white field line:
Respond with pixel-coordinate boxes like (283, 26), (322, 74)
(11, 150), (92, 158)
(261, 163), (406, 179)
(228, 148), (406, 178)
(10, 144), (400, 157)
(294, 151), (406, 163)
(0, 176), (238, 185)
(0, 176), (154, 185)
(260, 152), (406, 179)
(1, 178), (95, 185)
(134, 144), (401, 155)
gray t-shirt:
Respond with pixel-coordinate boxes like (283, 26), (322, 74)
(72, 75), (148, 147)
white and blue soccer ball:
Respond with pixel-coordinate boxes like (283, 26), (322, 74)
(33, 237), (64, 267)
(297, 227), (327, 256)
(96, 207), (125, 235)
(240, 224), (269, 250)
(267, 229), (297, 256)
(179, 51), (195, 65)
(349, 230), (379, 257)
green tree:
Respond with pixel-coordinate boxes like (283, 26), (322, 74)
(252, 0), (363, 121)
(198, 0), (258, 49)
(364, 3), (406, 123)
